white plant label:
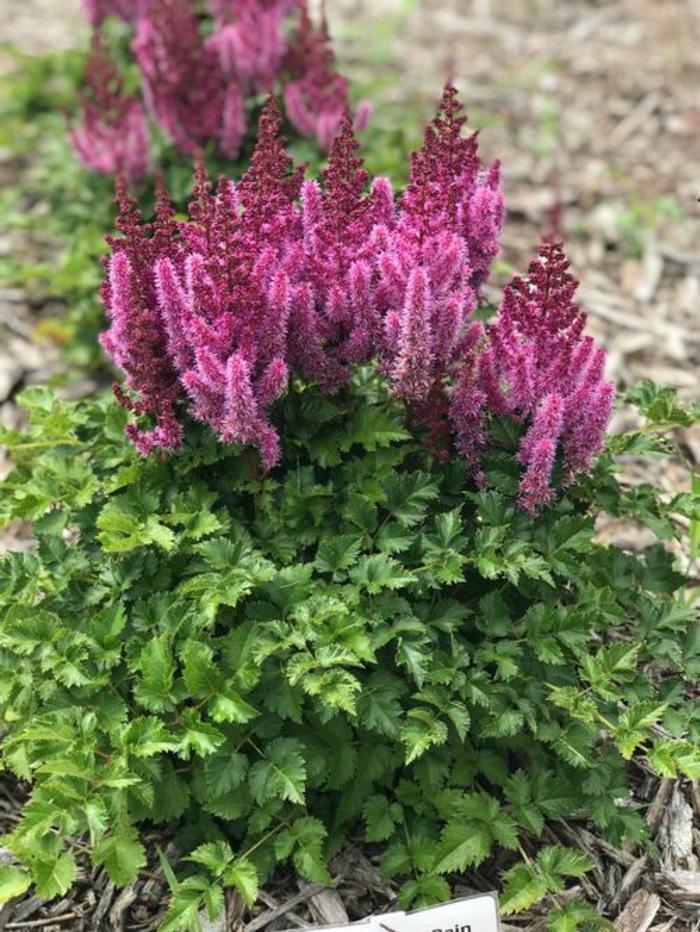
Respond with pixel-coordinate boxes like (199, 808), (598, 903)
(281, 893), (500, 932)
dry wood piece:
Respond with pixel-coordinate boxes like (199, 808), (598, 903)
(4, 914), (80, 929)
(658, 785), (695, 869)
(614, 888), (660, 932)
(108, 884), (137, 931)
(257, 891), (309, 931)
(245, 883), (332, 932)
(91, 880), (115, 931)
(607, 855), (649, 913)
(302, 885), (349, 927)
(658, 869), (700, 900)
(198, 911), (227, 932)
(646, 778), (674, 836)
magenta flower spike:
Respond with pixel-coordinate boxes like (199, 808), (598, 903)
(283, 1), (370, 150)
(210, 0), (294, 91)
(473, 242), (615, 510)
(563, 380), (615, 483)
(518, 437), (557, 515)
(390, 268), (434, 402)
(517, 393), (564, 467)
(134, 0), (246, 157)
(70, 35), (151, 181)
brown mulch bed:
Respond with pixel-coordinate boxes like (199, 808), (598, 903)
(1, 771), (699, 930)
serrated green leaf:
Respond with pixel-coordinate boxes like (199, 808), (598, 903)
(362, 795), (402, 842)
(500, 862), (549, 915)
(223, 857), (259, 906)
(33, 853), (77, 899)
(93, 828), (146, 885)
(248, 738), (306, 805)
(0, 864), (31, 903)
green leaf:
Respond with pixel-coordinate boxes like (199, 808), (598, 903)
(209, 690), (259, 725)
(315, 535), (363, 575)
(0, 864), (31, 903)
(223, 857), (259, 907)
(343, 407), (410, 453)
(382, 472), (440, 527)
(397, 874), (451, 909)
(204, 751), (249, 797)
(124, 716), (177, 757)
(690, 473), (700, 561)
(248, 738), (306, 805)
(547, 898), (604, 932)
(614, 702), (667, 759)
(181, 640), (218, 697)
(187, 841), (234, 878)
(538, 846), (593, 881)
(93, 828), (147, 886)
(362, 795), (402, 842)
(500, 862), (549, 916)
(350, 554), (414, 593)
(177, 710), (225, 759)
(160, 876), (209, 932)
(34, 853), (77, 899)
(433, 823), (492, 873)
(97, 498), (175, 553)
(274, 816), (331, 885)
(134, 636), (175, 712)
(400, 709), (448, 764)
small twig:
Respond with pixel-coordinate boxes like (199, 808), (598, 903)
(245, 879), (341, 932)
(6, 913), (80, 929)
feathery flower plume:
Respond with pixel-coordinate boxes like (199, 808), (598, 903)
(391, 268), (434, 402)
(380, 85), (501, 446)
(284, 1), (370, 150)
(134, 0), (246, 158)
(518, 438), (557, 515)
(70, 34), (151, 181)
(102, 100), (301, 465)
(452, 242), (615, 512)
(210, 0), (296, 91)
(100, 180), (182, 453)
(297, 114), (390, 373)
(77, 0), (363, 171)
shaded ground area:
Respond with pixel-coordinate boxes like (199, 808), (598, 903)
(0, 0), (699, 929)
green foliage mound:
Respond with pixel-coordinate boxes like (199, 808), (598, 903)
(0, 377), (698, 928)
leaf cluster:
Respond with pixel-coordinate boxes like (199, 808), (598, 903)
(0, 378), (697, 927)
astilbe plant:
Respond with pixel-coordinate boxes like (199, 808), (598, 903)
(283, 0), (371, 150)
(133, 0), (247, 159)
(210, 0), (294, 92)
(72, 0), (369, 176)
(102, 86), (610, 516)
(2, 77), (700, 930)
(451, 243), (615, 513)
(0, 376), (698, 926)
(100, 178), (182, 453)
(69, 34), (151, 181)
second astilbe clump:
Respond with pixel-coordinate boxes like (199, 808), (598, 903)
(72, 0), (369, 177)
(283, 1), (371, 150)
(102, 87), (614, 512)
(133, 0), (246, 159)
(70, 34), (150, 181)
